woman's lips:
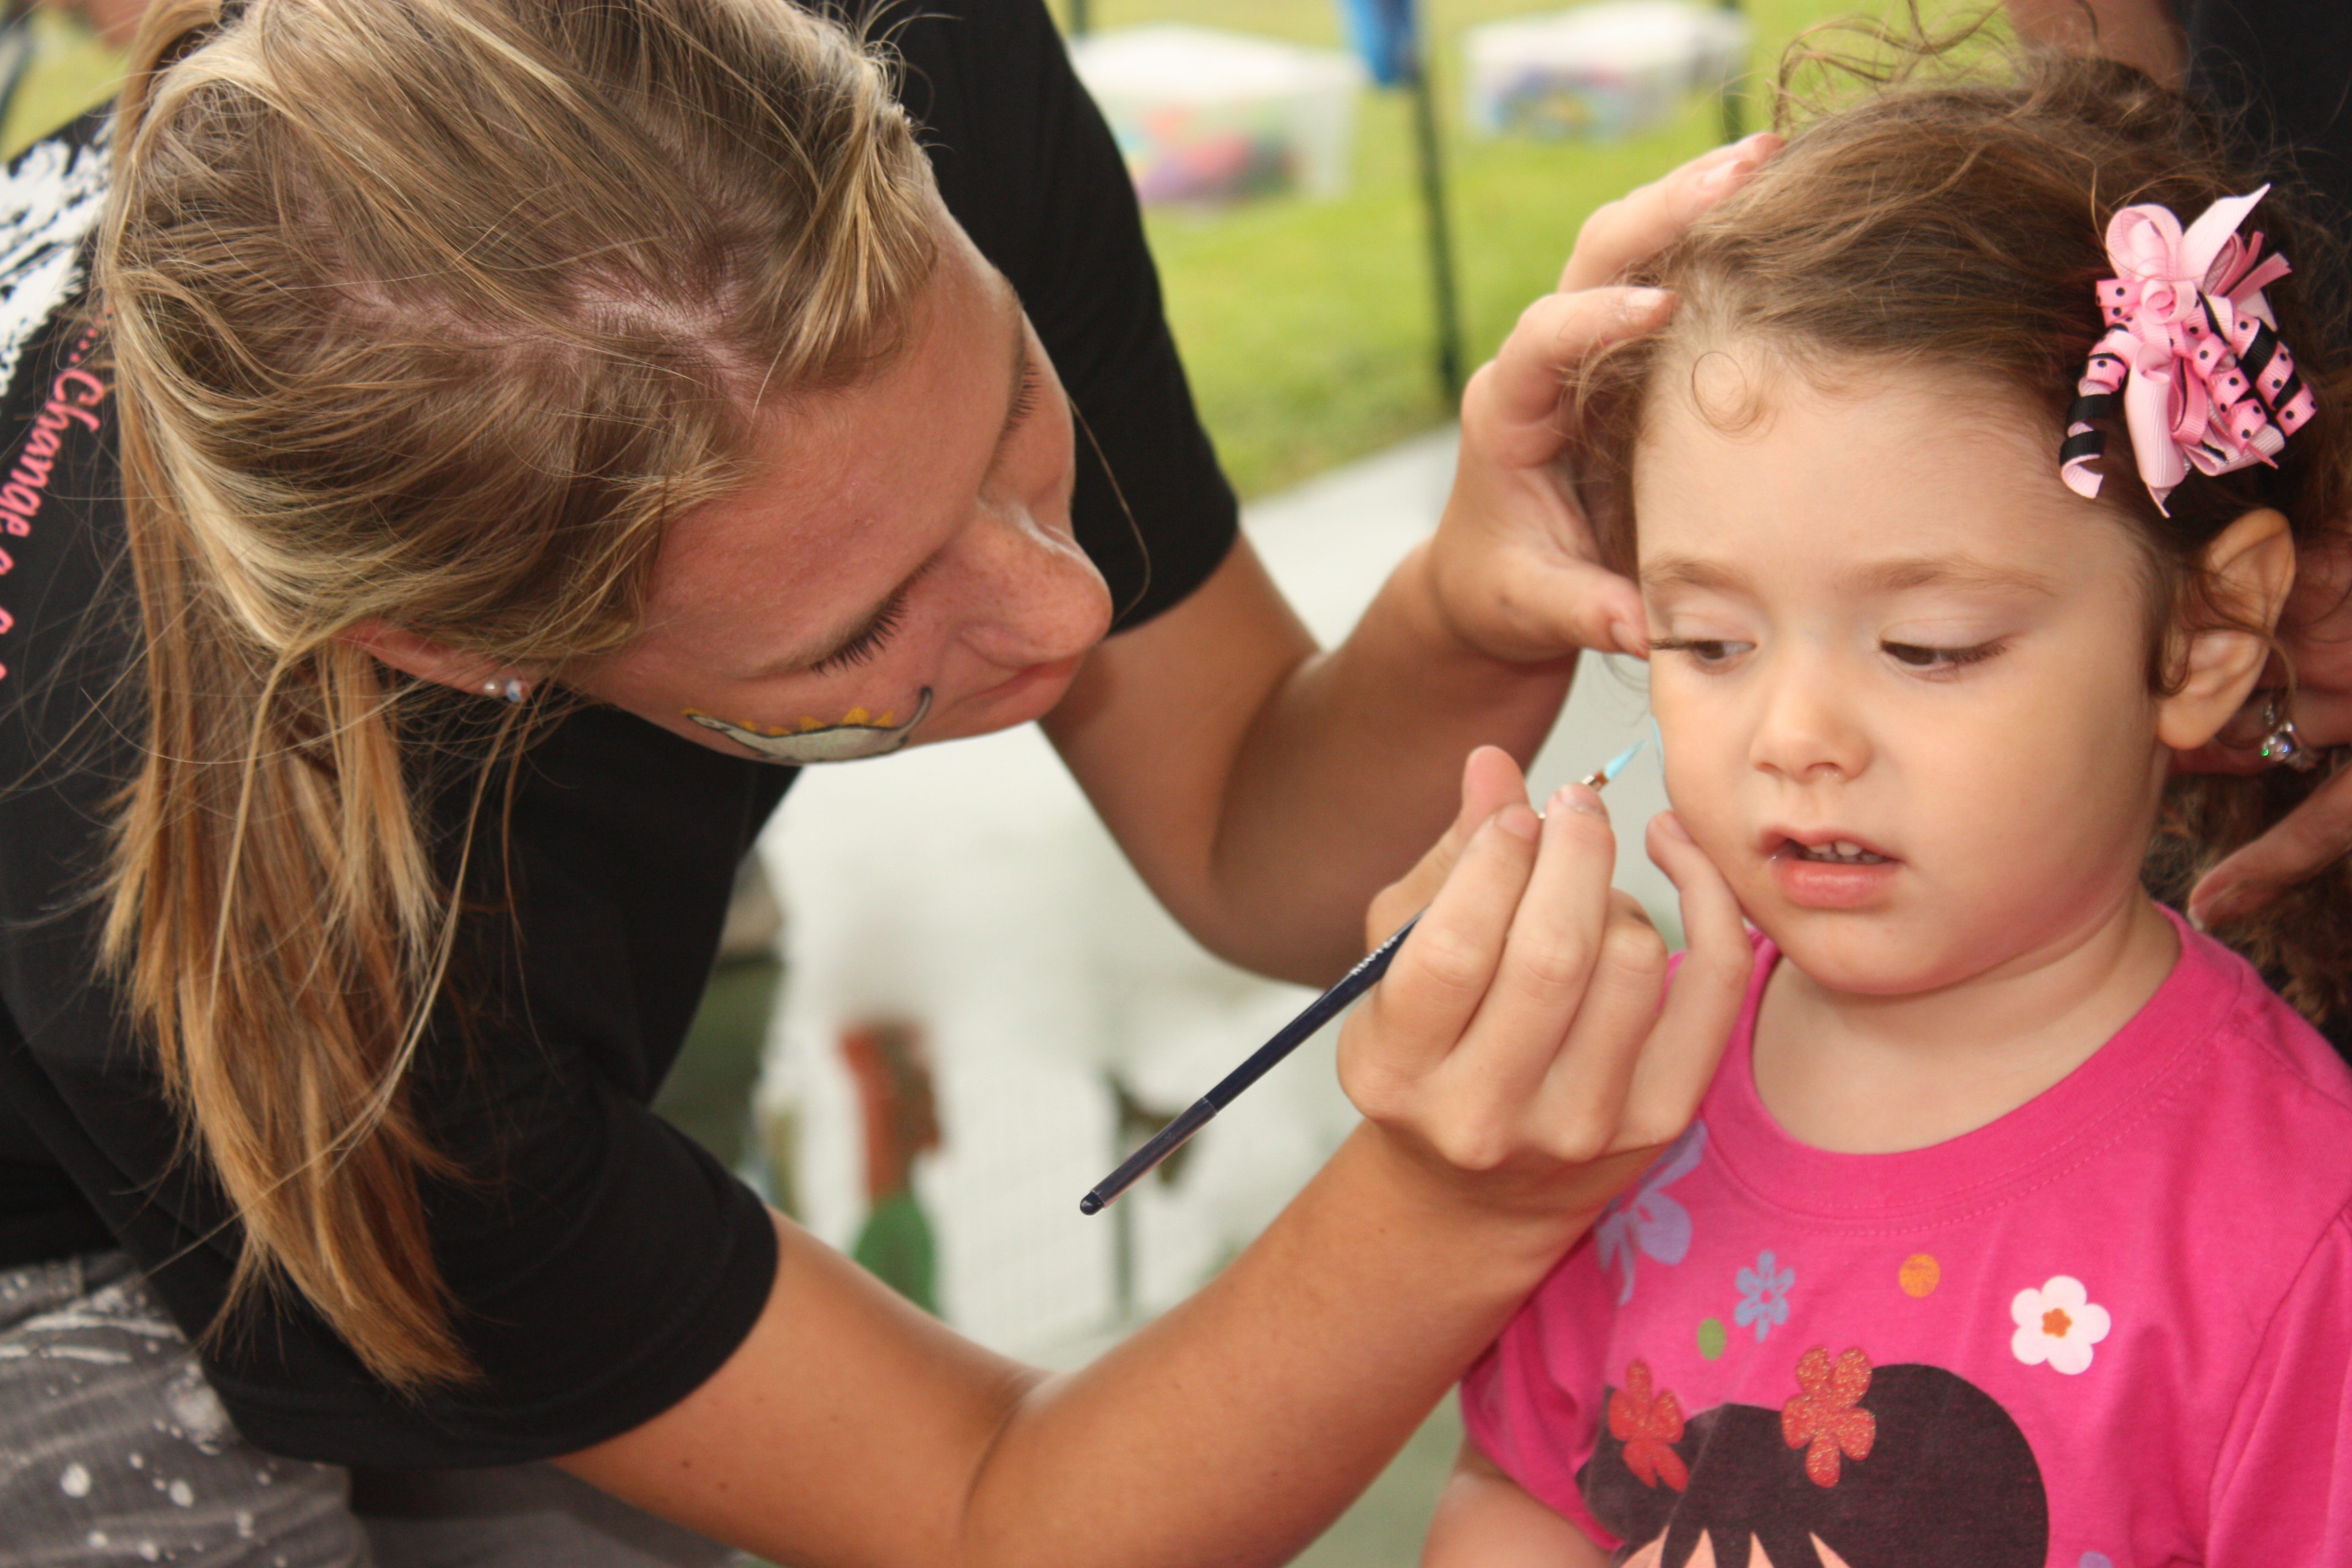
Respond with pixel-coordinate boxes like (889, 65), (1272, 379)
(973, 654), (1084, 716)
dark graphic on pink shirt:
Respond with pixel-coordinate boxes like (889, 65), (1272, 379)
(1578, 1352), (2048, 1567)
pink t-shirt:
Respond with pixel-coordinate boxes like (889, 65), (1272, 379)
(1462, 912), (2352, 1566)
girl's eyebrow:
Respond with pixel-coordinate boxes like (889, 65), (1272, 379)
(1640, 555), (2060, 596)
(1641, 556), (1746, 592)
(1843, 558), (2062, 596)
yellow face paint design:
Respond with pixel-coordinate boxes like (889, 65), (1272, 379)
(684, 688), (932, 764)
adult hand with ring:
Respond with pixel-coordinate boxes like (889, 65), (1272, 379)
(2179, 533), (2352, 927)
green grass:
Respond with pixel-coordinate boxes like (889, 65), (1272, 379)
(1050, 0), (1897, 496)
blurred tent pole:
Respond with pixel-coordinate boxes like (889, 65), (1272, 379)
(1341, 0), (1464, 400)
(1718, 0), (1746, 142)
(1068, 0), (1089, 37)
(1407, 51), (1464, 398)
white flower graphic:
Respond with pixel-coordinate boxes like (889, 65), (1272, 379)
(2010, 1275), (2111, 1375)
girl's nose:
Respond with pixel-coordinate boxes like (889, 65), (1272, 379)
(1748, 649), (1871, 783)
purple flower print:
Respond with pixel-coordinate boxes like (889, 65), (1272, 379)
(1735, 1249), (1795, 1343)
(1595, 1123), (1707, 1304)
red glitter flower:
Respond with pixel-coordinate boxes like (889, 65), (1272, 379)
(1607, 1359), (1689, 1491)
(1780, 1345), (1876, 1487)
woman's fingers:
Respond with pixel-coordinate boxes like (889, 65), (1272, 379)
(1530, 890), (1669, 1158)
(1338, 801), (1752, 1232)
(1437, 782), (1622, 1115)
(1621, 812), (1754, 1139)
(1355, 803), (1543, 1085)
(2278, 536), (2352, 749)
(1558, 132), (1782, 293)
(1463, 286), (1677, 475)
(2188, 763), (2352, 925)
(1365, 747), (1529, 946)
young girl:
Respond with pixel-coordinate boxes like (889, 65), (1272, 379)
(1422, 48), (2352, 1567)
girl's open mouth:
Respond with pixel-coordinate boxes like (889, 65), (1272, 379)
(1788, 840), (1890, 865)
(1766, 832), (1900, 909)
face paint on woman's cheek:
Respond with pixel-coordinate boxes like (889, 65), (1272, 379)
(684, 688), (933, 764)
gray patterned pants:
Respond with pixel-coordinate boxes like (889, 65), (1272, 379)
(0, 1254), (738, 1568)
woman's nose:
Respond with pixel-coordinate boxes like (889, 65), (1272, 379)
(946, 502), (1112, 667)
(1747, 648), (1871, 783)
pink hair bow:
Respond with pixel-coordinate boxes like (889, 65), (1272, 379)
(2060, 185), (2317, 513)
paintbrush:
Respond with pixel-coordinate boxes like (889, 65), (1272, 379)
(1080, 738), (1650, 1216)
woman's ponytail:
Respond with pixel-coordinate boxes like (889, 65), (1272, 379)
(97, 0), (936, 1390)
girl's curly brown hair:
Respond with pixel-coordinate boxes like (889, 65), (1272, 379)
(1567, 23), (2352, 1021)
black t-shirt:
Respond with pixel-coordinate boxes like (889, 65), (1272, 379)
(2178, 0), (2352, 324)
(0, 0), (1235, 1468)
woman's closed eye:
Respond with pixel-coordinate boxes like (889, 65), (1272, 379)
(1882, 639), (2005, 674)
(1008, 360), (1043, 427)
(808, 583), (913, 676)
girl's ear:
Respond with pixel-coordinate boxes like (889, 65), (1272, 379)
(2157, 508), (2296, 752)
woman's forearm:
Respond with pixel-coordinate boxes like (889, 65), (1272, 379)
(963, 1126), (1588, 1566)
(1049, 537), (1575, 987)
(1206, 540), (1573, 980)
(562, 1134), (1594, 1568)
(565, 757), (1752, 1567)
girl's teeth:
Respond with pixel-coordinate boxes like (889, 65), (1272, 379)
(1794, 840), (1888, 864)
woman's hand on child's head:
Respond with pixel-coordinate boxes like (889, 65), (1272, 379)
(1338, 747), (1755, 1233)
(1424, 132), (1781, 667)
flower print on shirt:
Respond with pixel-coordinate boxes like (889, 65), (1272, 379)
(2011, 1276), (2111, 1375)
(1780, 1346), (1877, 1487)
(1607, 1360), (1689, 1491)
(1734, 1249), (1794, 1343)
(1594, 1123), (1708, 1304)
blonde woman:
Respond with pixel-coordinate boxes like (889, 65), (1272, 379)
(0, 1), (1767, 1562)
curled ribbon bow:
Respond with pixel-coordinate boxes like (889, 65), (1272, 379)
(2061, 185), (2316, 514)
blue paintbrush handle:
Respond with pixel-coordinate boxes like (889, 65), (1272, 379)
(1080, 913), (1421, 1215)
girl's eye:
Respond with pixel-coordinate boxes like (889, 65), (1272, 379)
(1652, 636), (1752, 669)
(1882, 640), (2003, 672)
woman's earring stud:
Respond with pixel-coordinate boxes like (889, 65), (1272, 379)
(2258, 693), (2319, 771)
(481, 677), (529, 704)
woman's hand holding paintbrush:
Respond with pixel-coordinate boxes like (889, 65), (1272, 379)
(1335, 747), (1752, 1224)
(1086, 746), (1755, 1226)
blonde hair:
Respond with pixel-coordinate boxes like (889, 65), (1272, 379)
(97, 0), (937, 1390)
